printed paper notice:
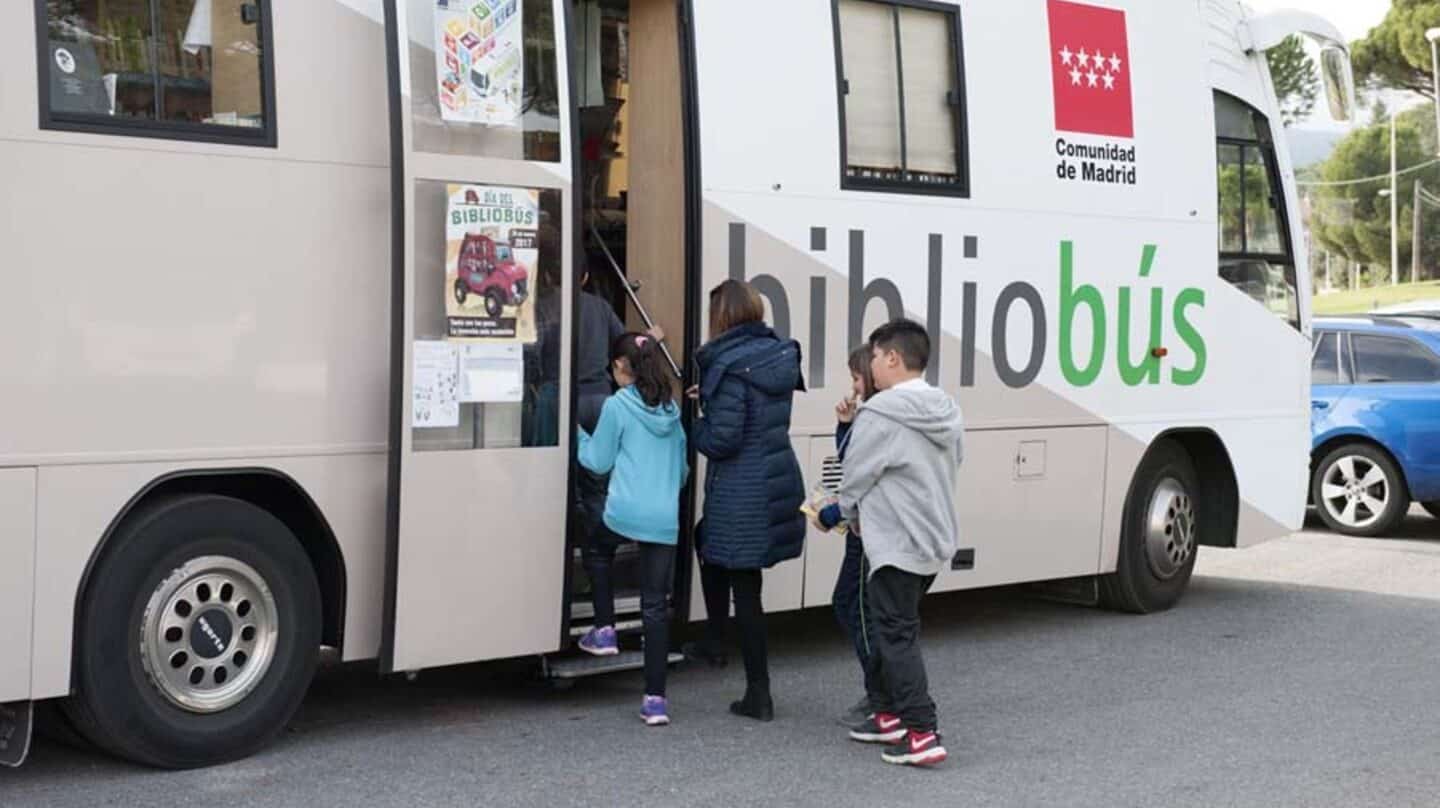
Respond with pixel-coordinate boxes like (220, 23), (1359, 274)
(413, 341), (460, 428)
(459, 344), (524, 402)
(445, 184), (541, 344)
(434, 0), (524, 125)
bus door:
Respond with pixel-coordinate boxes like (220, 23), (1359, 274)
(380, 0), (576, 673)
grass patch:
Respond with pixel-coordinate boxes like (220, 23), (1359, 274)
(1313, 280), (1440, 315)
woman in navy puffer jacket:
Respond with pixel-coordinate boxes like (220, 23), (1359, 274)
(688, 280), (805, 721)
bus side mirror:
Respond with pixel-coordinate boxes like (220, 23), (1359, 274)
(1319, 45), (1355, 123)
(241, 3), (261, 25)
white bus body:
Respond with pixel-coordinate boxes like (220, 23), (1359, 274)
(0, 0), (1352, 768)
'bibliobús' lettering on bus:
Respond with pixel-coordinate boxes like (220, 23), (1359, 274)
(729, 225), (1208, 390)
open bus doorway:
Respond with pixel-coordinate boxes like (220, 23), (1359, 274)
(555, 0), (694, 679)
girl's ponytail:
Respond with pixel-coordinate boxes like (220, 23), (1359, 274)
(611, 333), (675, 409)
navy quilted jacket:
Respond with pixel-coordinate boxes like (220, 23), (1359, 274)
(692, 322), (807, 569)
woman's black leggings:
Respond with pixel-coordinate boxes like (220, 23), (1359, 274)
(701, 562), (769, 691)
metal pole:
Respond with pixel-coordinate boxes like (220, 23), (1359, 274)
(587, 224), (682, 379)
(1414, 179), (1423, 284)
(1431, 34), (1440, 155)
(1391, 115), (1399, 286)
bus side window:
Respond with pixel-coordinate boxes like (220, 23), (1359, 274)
(1214, 91), (1299, 330)
(834, 0), (969, 196)
(40, 0), (275, 146)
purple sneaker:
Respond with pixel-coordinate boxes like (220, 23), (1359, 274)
(578, 625), (618, 656)
(640, 695), (670, 726)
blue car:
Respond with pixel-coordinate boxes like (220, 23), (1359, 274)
(1310, 314), (1440, 535)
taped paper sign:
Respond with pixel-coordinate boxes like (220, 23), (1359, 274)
(434, 0), (524, 125)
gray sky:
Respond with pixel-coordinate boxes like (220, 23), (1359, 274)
(1244, 0), (1388, 41)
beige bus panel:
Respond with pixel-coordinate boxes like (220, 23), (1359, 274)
(5, 0), (396, 696)
(0, 469), (38, 702)
(1, 1), (390, 467)
(27, 456), (387, 700)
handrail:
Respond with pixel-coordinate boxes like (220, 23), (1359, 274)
(587, 223), (683, 380)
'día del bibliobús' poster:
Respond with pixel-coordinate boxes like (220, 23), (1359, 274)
(444, 184), (539, 344)
(434, 0), (524, 125)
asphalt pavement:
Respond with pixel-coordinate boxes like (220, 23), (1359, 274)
(5, 507), (1440, 808)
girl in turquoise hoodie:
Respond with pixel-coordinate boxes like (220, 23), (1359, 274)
(576, 332), (688, 725)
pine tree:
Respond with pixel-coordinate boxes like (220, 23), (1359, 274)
(1265, 35), (1319, 127)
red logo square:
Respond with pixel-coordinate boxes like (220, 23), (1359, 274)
(1047, 0), (1134, 138)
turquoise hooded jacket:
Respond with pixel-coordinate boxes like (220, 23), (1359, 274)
(577, 385), (688, 544)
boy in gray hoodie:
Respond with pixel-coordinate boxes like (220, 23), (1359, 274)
(818, 319), (963, 767)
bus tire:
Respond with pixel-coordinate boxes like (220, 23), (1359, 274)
(454, 278), (469, 305)
(63, 494), (321, 769)
(1099, 439), (1199, 614)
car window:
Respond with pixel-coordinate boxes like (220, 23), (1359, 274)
(1352, 334), (1440, 384)
(1311, 331), (1341, 385)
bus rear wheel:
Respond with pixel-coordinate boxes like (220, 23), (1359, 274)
(63, 494), (320, 768)
(1099, 439), (1199, 614)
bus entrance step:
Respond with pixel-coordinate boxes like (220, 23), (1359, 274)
(546, 651), (685, 680)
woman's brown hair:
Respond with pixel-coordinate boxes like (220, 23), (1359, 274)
(708, 279), (765, 337)
(847, 344), (877, 400)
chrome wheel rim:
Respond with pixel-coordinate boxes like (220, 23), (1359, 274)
(1320, 455), (1389, 530)
(1144, 478), (1196, 580)
(140, 555), (278, 714)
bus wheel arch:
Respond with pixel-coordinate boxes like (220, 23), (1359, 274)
(75, 468), (347, 657)
(1099, 430), (1238, 614)
(64, 491), (323, 767)
(64, 466), (348, 760)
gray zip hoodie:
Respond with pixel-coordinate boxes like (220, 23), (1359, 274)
(838, 378), (964, 577)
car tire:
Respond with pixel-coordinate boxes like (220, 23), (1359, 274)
(484, 290), (504, 318)
(1421, 501), (1440, 521)
(1311, 443), (1410, 537)
(62, 494), (321, 769)
(1098, 439), (1200, 614)
(454, 278), (468, 305)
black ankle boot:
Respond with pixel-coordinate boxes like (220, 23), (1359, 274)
(729, 687), (774, 722)
(681, 639), (728, 668)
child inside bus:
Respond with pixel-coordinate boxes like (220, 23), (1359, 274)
(832, 344), (879, 732)
(817, 319), (963, 767)
(576, 333), (689, 726)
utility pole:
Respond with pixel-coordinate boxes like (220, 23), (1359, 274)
(1414, 179), (1424, 284)
(1391, 115), (1399, 286)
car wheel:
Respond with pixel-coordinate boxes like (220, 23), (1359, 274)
(454, 278), (468, 305)
(1099, 439), (1199, 614)
(1421, 501), (1440, 521)
(484, 290), (504, 318)
(1311, 444), (1410, 537)
(62, 494), (321, 768)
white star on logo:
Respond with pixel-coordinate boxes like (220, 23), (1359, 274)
(1102, 73), (1115, 90)
(1109, 53), (1123, 73)
(1069, 68), (1082, 86)
(1059, 45), (1073, 65)
(1077, 48), (1091, 68)
(1086, 71), (1098, 87)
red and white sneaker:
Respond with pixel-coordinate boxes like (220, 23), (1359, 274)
(881, 730), (947, 767)
(848, 712), (907, 744)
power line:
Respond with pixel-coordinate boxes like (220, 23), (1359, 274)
(1297, 157), (1440, 187)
